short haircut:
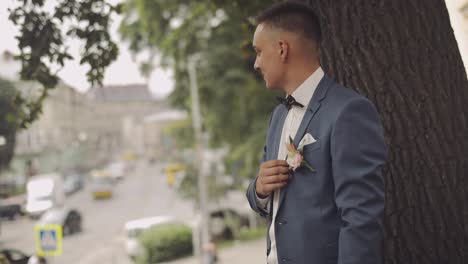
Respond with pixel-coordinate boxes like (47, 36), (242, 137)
(255, 1), (321, 44)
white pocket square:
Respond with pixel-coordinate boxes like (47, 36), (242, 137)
(298, 133), (316, 150)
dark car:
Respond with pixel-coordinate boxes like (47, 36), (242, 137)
(38, 208), (82, 236)
(0, 249), (46, 264)
(0, 202), (22, 220)
(0, 196), (24, 220)
(209, 208), (250, 241)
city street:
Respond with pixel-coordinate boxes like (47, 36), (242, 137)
(0, 161), (195, 264)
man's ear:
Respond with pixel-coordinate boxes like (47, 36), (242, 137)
(278, 40), (289, 62)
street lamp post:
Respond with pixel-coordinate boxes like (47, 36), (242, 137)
(188, 54), (211, 264)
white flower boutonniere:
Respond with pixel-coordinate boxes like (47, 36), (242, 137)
(285, 133), (316, 172)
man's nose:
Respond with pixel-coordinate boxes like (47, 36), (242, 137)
(254, 60), (260, 72)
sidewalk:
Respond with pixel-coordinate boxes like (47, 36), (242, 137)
(165, 238), (266, 264)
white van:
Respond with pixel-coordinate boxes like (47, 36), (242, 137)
(25, 173), (64, 218)
(124, 216), (176, 260)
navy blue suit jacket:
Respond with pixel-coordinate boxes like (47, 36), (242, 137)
(246, 75), (387, 264)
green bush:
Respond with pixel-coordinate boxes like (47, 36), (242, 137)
(137, 223), (193, 264)
(238, 226), (267, 241)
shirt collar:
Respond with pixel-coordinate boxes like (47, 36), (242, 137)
(290, 67), (324, 107)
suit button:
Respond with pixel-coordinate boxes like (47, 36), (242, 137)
(281, 258), (287, 262)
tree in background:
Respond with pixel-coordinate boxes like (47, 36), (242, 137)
(119, 0), (281, 179)
(121, 0), (468, 263)
(0, 78), (28, 174)
(6, 0), (119, 126)
(3, 0), (120, 171)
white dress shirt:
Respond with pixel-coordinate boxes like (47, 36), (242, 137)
(256, 67), (324, 264)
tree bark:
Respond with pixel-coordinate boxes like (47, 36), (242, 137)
(0, 78), (19, 174)
(0, 132), (16, 175)
(303, 0), (468, 263)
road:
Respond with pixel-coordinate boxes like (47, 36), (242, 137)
(0, 161), (195, 264)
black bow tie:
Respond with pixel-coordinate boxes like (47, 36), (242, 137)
(277, 95), (304, 110)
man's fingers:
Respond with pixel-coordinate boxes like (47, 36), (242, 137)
(262, 166), (290, 177)
(256, 160), (291, 196)
(262, 160), (289, 168)
(257, 178), (288, 196)
(264, 182), (288, 192)
(262, 174), (289, 184)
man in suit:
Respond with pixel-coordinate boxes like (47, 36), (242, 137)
(246, 2), (387, 264)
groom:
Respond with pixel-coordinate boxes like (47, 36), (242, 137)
(246, 2), (387, 264)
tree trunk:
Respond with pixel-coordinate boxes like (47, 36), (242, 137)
(0, 78), (19, 174)
(0, 132), (16, 174)
(304, 0), (468, 263)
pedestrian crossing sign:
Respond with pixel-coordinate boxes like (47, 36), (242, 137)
(35, 224), (63, 256)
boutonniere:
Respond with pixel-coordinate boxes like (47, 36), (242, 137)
(285, 134), (316, 172)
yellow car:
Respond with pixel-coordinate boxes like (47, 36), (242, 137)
(165, 164), (186, 186)
(91, 175), (113, 199)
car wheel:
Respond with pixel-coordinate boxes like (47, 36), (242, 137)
(14, 208), (22, 219)
(9, 210), (20, 220)
(63, 225), (71, 236)
(73, 223), (80, 233)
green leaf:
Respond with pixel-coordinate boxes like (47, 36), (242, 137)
(302, 161), (316, 173)
(9, 0), (119, 89)
(118, 0), (282, 183)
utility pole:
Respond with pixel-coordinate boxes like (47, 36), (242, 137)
(188, 54), (211, 264)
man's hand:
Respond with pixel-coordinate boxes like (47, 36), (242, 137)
(256, 160), (290, 198)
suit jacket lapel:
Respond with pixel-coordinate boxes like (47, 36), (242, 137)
(277, 75), (332, 212)
(271, 107), (288, 160)
(293, 75), (332, 146)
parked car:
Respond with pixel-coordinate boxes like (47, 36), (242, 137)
(106, 162), (126, 182)
(165, 163), (186, 187)
(25, 174), (64, 219)
(0, 249), (46, 264)
(0, 196), (24, 220)
(124, 215), (178, 261)
(63, 174), (84, 196)
(0, 177), (24, 198)
(90, 175), (113, 199)
(38, 207), (82, 236)
(209, 208), (249, 240)
(191, 207), (250, 242)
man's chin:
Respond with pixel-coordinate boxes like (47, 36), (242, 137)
(263, 79), (281, 90)
(265, 83), (280, 91)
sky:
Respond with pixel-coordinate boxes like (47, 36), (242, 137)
(0, 0), (174, 98)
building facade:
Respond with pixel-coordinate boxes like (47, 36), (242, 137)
(1, 50), (175, 176)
